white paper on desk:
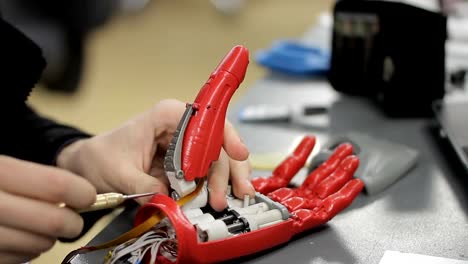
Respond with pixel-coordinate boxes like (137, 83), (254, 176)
(379, 250), (468, 264)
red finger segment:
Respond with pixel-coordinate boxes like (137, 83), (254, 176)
(300, 143), (353, 191)
(291, 209), (328, 233)
(314, 156), (360, 199)
(267, 187), (296, 202)
(252, 136), (316, 194)
(271, 136), (316, 181)
(320, 179), (364, 218)
(280, 196), (321, 212)
(267, 186), (319, 204)
(252, 177), (288, 195)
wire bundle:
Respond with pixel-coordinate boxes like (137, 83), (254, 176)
(105, 229), (177, 264)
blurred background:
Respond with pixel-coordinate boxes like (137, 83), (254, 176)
(5, 1), (332, 262)
(3, 0), (332, 135)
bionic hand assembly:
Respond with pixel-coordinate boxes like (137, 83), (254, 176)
(65, 45), (363, 264)
(133, 136), (363, 264)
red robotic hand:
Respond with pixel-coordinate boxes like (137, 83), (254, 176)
(252, 136), (364, 230)
(134, 135), (364, 264)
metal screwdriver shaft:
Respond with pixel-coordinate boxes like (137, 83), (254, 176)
(77, 191), (158, 213)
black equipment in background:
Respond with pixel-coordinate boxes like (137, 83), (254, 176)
(329, 0), (447, 117)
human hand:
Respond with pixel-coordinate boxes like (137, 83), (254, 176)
(57, 99), (254, 211)
(0, 156), (96, 263)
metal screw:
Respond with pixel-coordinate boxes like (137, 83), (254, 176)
(176, 170), (185, 179)
(171, 191), (180, 201)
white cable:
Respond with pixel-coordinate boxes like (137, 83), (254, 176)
(105, 229), (177, 264)
(107, 231), (162, 264)
(110, 237), (164, 264)
(149, 238), (168, 264)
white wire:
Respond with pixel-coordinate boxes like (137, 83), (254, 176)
(107, 231), (156, 264)
(106, 229), (176, 264)
(149, 238), (168, 264)
(109, 238), (163, 264)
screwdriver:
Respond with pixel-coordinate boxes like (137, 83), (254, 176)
(76, 191), (158, 213)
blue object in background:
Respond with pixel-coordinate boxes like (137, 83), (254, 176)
(255, 40), (330, 76)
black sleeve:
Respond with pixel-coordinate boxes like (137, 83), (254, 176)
(0, 16), (91, 165)
(0, 16), (109, 242)
(2, 105), (91, 165)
